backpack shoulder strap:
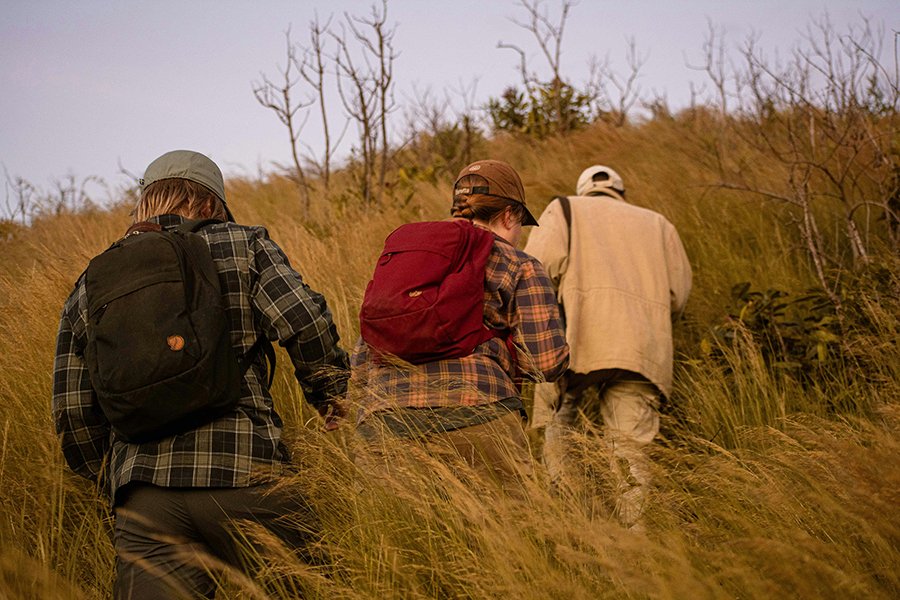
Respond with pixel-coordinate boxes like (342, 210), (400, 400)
(552, 195), (572, 328)
(554, 195), (572, 255)
(173, 217), (276, 387)
(239, 336), (277, 389)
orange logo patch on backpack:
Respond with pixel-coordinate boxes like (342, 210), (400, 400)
(167, 335), (185, 351)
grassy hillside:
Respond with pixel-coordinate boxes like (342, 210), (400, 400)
(1, 113), (898, 598)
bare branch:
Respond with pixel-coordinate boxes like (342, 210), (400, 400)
(296, 13), (337, 193)
(2, 165), (34, 225)
(497, 41), (531, 88)
(332, 20), (378, 204)
(686, 19), (731, 116)
(606, 37), (645, 123)
(331, 1), (397, 206)
(252, 27), (315, 215)
(510, 0), (574, 82)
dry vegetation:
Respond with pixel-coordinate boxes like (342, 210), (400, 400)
(0, 110), (898, 599)
(2, 8), (899, 595)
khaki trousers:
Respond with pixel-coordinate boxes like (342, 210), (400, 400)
(542, 370), (660, 527)
(426, 411), (534, 489)
(358, 411), (533, 495)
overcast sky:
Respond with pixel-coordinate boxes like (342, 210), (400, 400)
(1, 0), (896, 210)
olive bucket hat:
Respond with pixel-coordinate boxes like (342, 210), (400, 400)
(140, 150), (235, 221)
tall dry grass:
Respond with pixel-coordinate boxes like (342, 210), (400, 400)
(1, 115), (898, 598)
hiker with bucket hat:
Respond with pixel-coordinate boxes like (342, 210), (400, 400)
(52, 149), (350, 598)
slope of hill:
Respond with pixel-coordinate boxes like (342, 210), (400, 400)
(1, 113), (897, 598)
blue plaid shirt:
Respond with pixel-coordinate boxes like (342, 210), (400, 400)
(52, 214), (348, 502)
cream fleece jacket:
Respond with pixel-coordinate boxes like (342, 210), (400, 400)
(523, 194), (691, 397)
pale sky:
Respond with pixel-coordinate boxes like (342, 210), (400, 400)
(1, 0), (896, 211)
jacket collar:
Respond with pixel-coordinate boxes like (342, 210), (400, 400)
(586, 190), (626, 203)
(147, 214), (188, 229)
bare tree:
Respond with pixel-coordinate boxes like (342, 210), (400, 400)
(363, 1), (396, 204)
(499, 0), (578, 134)
(399, 78), (485, 181)
(336, 0), (397, 206)
(701, 15), (899, 312)
(686, 20), (733, 119)
(333, 21), (378, 205)
(2, 169), (105, 224)
(643, 89), (673, 121)
(116, 159), (143, 214)
(298, 14), (345, 196)
(2, 166), (34, 225)
(403, 85), (447, 140)
(43, 174), (102, 216)
(345, 0), (398, 205)
(586, 37), (646, 126)
(495, 0), (643, 132)
(503, 0), (572, 82)
(452, 79), (484, 167)
(253, 28), (315, 216)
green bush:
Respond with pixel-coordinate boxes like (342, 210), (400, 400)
(704, 282), (841, 379)
(487, 80), (593, 139)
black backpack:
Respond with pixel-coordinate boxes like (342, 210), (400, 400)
(82, 219), (272, 443)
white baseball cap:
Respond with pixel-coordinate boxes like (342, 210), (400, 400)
(576, 165), (625, 197)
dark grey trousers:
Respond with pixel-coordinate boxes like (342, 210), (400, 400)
(113, 482), (322, 599)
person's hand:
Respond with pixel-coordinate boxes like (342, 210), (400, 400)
(317, 400), (347, 432)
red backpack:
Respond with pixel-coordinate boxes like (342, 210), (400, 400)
(359, 219), (499, 364)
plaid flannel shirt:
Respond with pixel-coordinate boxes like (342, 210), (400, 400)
(52, 214), (349, 503)
(351, 235), (569, 419)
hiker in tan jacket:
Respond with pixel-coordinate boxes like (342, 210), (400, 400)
(524, 165), (692, 528)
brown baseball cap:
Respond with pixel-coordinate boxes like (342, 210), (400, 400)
(453, 159), (538, 226)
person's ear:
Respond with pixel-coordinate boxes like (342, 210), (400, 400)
(503, 207), (516, 228)
(198, 200), (216, 220)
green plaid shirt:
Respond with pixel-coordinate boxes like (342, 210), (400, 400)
(351, 235), (569, 420)
(52, 215), (349, 502)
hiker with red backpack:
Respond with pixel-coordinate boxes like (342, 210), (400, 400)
(52, 150), (350, 598)
(352, 159), (569, 489)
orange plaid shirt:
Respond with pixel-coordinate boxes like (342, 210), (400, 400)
(351, 235), (569, 420)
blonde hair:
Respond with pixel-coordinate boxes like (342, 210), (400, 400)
(133, 179), (228, 223)
(451, 174), (526, 224)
